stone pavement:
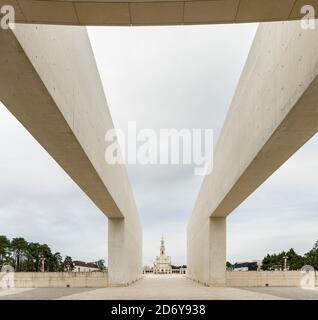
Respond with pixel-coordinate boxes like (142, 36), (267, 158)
(1, 275), (318, 300)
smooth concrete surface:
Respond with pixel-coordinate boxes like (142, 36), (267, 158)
(3, 284), (318, 300)
(1, 272), (108, 288)
(188, 20), (318, 286)
(227, 271), (318, 287)
(0, 272), (318, 300)
(0, 0), (316, 26)
(3, 271), (314, 289)
(240, 287), (318, 300)
(0, 288), (36, 298)
(0, 288), (96, 300)
(108, 218), (143, 286)
(209, 218), (226, 286)
(0, 24), (142, 285)
(1, 275), (318, 300)
(187, 217), (226, 286)
(57, 275), (286, 300)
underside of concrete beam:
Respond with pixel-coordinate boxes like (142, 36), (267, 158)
(0, 25), (122, 218)
(192, 20), (318, 224)
(0, 0), (315, 26)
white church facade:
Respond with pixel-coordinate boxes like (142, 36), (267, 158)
(143, 237), (187, 275)
(153, 236), (172, 274)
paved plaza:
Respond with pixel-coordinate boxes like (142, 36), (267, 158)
(0, 275), (317, 300)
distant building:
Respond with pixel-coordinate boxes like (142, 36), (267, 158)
(233, 261), (260, 271)
(153, 236), (172, 274)
(172, 266), (187, 274)
(179, 267), (187, 274)
(142, 237), (187, 275)
(143, 266), (153, 274)
(73, 261), (99, 272)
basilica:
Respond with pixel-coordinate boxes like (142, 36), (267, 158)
(153, 236), (172, 274)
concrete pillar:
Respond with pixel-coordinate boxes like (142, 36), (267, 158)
(209, 217), (226, 286)
(108, 218), (142, 286)
(187, 217), (226, 286)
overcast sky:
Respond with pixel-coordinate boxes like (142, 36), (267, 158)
(0, 23), (317, 266)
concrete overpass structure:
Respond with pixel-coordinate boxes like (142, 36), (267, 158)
(187, 20), (318, 286)
(0, 25), (142, 286)
(0, 1), (317, 287)
(2, 0), (318, 26)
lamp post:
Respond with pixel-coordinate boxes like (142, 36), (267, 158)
(283, 255), (288, 271)
(39, 255), (46, 273)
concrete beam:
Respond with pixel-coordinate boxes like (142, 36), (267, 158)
(188, 20), (318, 285)
(0, 0), (316, 26)
(0, 24), (142, 284)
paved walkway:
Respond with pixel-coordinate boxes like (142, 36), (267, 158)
(0, 287), (95, 300)
(1, 275), (318, 300)
(59, 275), (283, 300)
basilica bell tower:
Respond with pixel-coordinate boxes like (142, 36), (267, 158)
(160, 236), (165, 255)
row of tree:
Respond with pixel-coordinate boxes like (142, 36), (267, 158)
(0, 235), (103, 272)
(226, 240), (318, 271)
(261, 240), (318, 271)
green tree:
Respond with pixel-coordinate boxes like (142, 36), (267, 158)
(26, 243), (59, 271)
(262, 249), (304, 271)
(304, 240), (318, 270)
(11, 237), (28, 271)
(38, 244), (53, 271)
(0, 235), (80, 272)
(95, 259), (106, 271)
(52, 252), (63, 272)
(0, 235), (10, 268)
(262, 253), (281, 270)
(26, 242), (41, 271)
(285, 248), (305, 270)
(262, 248), (309, 271)
(63, 256), (74, 272)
